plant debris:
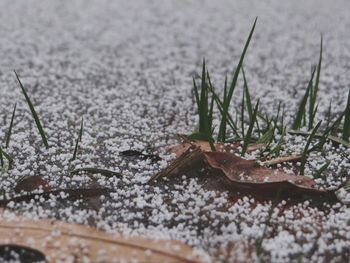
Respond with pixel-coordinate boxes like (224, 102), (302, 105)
(120, 150), (161, 162)
(0, 213), (203, 263)
(14, 176), (52, 194)
(151, 141), (331, 198)
(70, 167), (123, 178)
(204, 152), (327, 196)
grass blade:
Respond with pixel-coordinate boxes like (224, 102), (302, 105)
(199, 59), (209, 134)
(309, 36), (323, 130)
(313, 161), (330, 179)
(242, 67), (253, 121)
(300, 121), (322, 175)
(218, 17), (257, 142)
(71, 118), (84, 161)
(71, 167), (123, 178)
(206, 76), (240, 138)
(5, 103), (17, 148)
(257, 124), (275, 144)
(325, 99), (332, 131)
(342, 89), (350, 141)
(292, 67), (316, 130)
(0, 148), (3, 168)
(241, 99), (259, 156)
(15, 71), (49, 149)
(241, 87), (245, 138)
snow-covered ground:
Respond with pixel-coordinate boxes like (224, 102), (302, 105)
(1, 0), (350, 262)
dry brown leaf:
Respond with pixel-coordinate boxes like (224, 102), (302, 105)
(150, 145), (203, 183)
(203, 152), (327, 195)
(14, 176), (52, 193)
(0, 211), (205, 263)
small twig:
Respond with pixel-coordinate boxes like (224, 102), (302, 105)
(261, 155), (302, 166)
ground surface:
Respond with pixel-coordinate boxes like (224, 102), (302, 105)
(1, 0), (350, 262)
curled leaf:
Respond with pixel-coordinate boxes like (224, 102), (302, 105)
(203, 152), (327, 195)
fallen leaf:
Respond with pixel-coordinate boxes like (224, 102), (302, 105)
(203, 152), (327, 195)
(14, 176), (52, 193)
(0, 188), (109, 208)
(149, 145), (203, 183)
(0, 213), (205, 263)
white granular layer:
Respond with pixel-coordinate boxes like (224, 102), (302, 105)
(1, 0), (350, 262)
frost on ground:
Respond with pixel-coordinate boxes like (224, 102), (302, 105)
(1, 0), (350, 262)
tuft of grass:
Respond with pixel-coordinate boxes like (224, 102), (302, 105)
(292, 67), (316, 130)
(241, 99), (259, 156)
(191, 60), (215, 151)
(300, 121), (322, 175)
(218, 17), (257, 142)
(342, 89), (350, 141)
(15, 71), (49, 149)
(5, 103), (17, 148)
(71, 118), (84, 161)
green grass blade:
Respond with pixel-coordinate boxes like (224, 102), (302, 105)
(15, 71), (49, 149)
(207, 78), (240, 138)
(199, 59), (208, 134)
(0, 148), (3, 168)
(218, 17), (257, 142)
(309, 36), (323, 130)
(5, 103), (17, 148)
(242, 67), (253, 121)
(0, 148), (13, 171)
(342, 89), (350, 141)
(325, 99), (332, 130)
(313, 161), (330, 179)
(206, 71), (215, 131)
(241, 87), (245, 138)
(300, 121), (322, 175)
(241, 99), (259, 156)
(257, 125), (275, 144)
(267, 126), (286, 157)
(291, 67), (316, 130)
(325, 111), (344, 136)
(71, 118), (84, 161)
(193, 78), (200, 113)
